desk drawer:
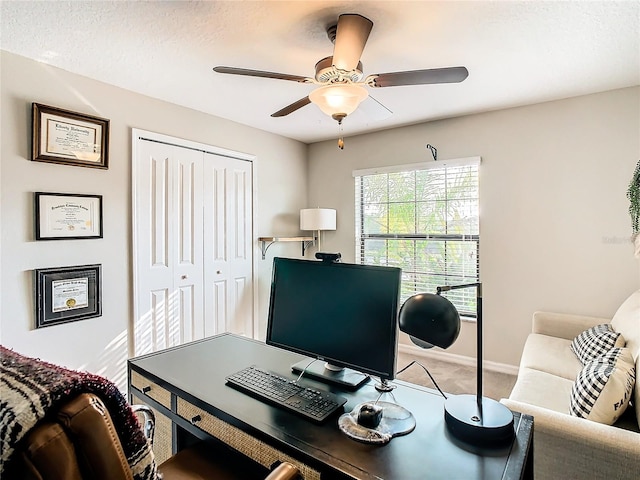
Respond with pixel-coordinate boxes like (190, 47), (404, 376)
(131, 370), (172, 409)
(177, 398), (321, 480)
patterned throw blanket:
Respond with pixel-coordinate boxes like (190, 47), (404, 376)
(0, 346), (158, 479)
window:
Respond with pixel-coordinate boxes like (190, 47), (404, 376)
(354, 157), (480, 317)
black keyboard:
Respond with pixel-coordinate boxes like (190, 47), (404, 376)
(225, 365), (347, 423)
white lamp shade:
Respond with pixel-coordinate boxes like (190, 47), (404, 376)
(309, 84), (369, 117)
(300, 208), (336, 231)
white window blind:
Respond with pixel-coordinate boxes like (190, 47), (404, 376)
(354, 157), (480, 317)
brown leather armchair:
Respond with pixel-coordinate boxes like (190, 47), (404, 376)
(9, 393), (300, 480)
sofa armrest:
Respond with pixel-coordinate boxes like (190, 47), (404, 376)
(501, 399), (640, 479)
(532, 311), (610, 340)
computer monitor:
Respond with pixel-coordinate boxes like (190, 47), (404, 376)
(266, 257), (401, 390)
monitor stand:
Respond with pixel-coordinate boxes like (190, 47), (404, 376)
(291, 359), (369, 390)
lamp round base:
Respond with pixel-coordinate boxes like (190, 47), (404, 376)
(338, 401), (416, 445)
(444, 394), (514, 446)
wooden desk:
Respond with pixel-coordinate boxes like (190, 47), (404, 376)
(128, 333), (533, 479)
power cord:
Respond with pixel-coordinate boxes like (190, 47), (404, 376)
(396, 360), (448, 399)
(294, 358), (318, 384)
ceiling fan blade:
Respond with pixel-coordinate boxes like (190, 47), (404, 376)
(371, 66), (469, 88)
(213, 66), (310, 83)
(271, 96), (312, 117)
(332, 14), (373, 71)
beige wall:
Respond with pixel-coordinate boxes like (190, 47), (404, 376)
(0, 51), (308, 389)
(308, 86), (640, 367)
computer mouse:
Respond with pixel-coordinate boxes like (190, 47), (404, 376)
(357, 403), (383, 429)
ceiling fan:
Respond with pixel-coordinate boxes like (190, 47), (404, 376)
(213, 13), (468, 128)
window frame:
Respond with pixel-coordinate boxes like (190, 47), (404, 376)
(353, 157), (481, 318)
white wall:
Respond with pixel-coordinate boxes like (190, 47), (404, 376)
(307, 86), (640, 367)
(0, 51), (308, 390)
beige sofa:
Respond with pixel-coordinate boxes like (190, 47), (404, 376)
(501, 290), (639, 480)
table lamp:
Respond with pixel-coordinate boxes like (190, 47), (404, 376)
(398, 283), (514, 446)
(300, 208), (336, 251)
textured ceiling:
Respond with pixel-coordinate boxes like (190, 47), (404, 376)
(1, 1), (639, 144)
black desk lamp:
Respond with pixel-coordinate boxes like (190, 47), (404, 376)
(398, 283), (514, 446)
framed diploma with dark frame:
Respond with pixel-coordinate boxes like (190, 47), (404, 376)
(32, 103), (109, 169)
(35, 192), (103, 240)
(35, 264), (102, 328)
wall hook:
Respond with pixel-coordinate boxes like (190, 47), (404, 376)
(426, 144), (437, 161)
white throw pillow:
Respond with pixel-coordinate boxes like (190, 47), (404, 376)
(570, 324), (625, 364)
(610, 290), (640, 430)
(569, 347), (636, 425)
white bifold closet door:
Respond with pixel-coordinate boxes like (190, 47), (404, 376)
(132, 130), (253, 356)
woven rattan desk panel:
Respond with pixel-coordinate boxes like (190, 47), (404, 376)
(177, 397), (320, 480)
(130, 370), (171, 409)
(131, 393), (173, 464)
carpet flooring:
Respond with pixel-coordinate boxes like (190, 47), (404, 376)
(395, 351), (517, 401)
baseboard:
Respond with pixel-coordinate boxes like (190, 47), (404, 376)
(398, 344), (519, 376)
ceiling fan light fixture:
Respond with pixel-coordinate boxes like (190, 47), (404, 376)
(309, 84), (369, 118)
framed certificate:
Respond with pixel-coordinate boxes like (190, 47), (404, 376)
(32, 103), (109, 169)
(35, 264), (102, 328)
(35, 192), (103, 240)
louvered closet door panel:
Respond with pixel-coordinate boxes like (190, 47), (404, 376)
(134, 141), (175, 355)
(203, 153), (253, 337)
(203, 160), (227, 337)
(134, 140), (204, 355)
(228, 164), (253, 336)
(174, 150), (204, 343)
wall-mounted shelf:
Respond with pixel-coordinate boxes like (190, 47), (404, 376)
(258, 236), (314, 260)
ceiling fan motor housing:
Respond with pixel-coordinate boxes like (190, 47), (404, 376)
(327, 23), (338, 44)
(314, 56), (364, 83)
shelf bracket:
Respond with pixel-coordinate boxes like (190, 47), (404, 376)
(301, 239), (314, 257)
(260, 240), (276, 260)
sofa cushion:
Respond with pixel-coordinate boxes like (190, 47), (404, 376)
(509, 367), (574, 413)
(611, 290), (640, 360)
(570, 324), (625, 364)
(520, 333), (583, 380)
(610, 289), (640, 429)
(569, 348), (636, 425)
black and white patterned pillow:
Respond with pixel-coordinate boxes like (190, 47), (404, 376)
(570, 324), (625, 364)
(569, 347), (636, 425)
